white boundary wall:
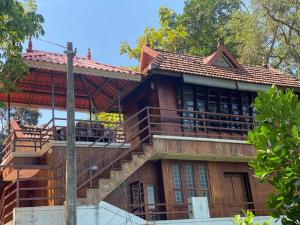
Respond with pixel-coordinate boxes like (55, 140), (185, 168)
(8, 198), (281, 225)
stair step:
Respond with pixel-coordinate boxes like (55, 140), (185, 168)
(131, 150), (144, 155)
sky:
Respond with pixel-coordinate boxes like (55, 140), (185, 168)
(32, 0), (185, 124)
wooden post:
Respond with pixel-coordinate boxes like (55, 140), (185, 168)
(116, 80), (122, 124)
(65, 42), (77, 225)
(16, 169), (20, 207)
(7, 94), (11, 132)
(51, 74), (55, 121)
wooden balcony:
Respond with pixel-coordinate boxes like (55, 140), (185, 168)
(2, 107), (255, 163)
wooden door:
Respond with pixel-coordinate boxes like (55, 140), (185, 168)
(224, 173), (252, 216)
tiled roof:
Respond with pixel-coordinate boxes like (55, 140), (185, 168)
(22, 50), (141, 81)
(150, 49), (300, 88)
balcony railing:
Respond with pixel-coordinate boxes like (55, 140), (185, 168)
(147, 107), (255, 140)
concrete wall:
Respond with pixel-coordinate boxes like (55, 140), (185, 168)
(10, 199), (281, 225)
(149, 217), (281, 225)
(12, 202), (146, 225)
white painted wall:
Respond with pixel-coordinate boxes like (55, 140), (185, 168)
(148, 217), (281, 225)
(10, 199), (281, 225)
(13, 202), (146, 225)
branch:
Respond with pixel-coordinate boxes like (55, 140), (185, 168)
(265, 29), (278, 65)
(280, 27), (300, 63)
(261, 4), (300, 37)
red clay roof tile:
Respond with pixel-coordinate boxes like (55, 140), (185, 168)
(22, 50), (140, 77)
(150, 49), (300, 88)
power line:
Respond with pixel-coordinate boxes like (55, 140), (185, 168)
(34, 37), (66, 49)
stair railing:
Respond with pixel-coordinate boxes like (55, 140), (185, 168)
(0, 164), (64, 225)
(76, 106), (152, 191)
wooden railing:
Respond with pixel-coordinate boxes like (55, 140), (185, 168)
(147, 107), (255, 140)
(121, 201), (269, 221)
(0, 164), (64, 225)
(1, 128), (52, 161)
(124, 202), (189, 221)
(209, 201), (270, 218)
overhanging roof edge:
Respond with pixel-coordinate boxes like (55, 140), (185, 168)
(24, 60), (141, 82)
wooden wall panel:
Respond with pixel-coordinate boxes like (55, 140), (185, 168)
(207, 161), (272, 217)
(153, 138), (255, 161)
(104, 161), (163, 215)
(156, 77), (181, 134)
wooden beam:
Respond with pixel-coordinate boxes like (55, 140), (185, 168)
(79, 74), (98, 112)
(84, 76), (113, 99)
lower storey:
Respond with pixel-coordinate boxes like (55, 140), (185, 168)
(104, 159), (272, 220)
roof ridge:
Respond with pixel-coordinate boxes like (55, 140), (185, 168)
(154, 48), (205, 59)
(23, 49), (139, 74)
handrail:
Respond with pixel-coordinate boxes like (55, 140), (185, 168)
(0, 164), (64, 225)
(76, 107), (150, 190)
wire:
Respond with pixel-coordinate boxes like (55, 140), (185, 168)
(34, 38), (66, 49)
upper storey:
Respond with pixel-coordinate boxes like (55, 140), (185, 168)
(139, 44), (300, 90)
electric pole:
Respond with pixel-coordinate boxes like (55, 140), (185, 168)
(65, 42), (77, 225)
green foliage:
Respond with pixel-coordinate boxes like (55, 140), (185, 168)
(233, 210), (273, 225)
(120, 0), (241, 60)
(224, 0), (300, 75)
(179, 0), (241, 56)
(10, 108), (41, 125)
(94, 112), (122, 128)
(121, 0), (300, 75)
(120, 6), (188, 60)
(0, 0), (44, 91)
(248, 86), (300, 224)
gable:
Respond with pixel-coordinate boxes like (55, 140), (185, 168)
(204, 45), (245, 71)
(139, 45), (159, 73)
(213, 53), (235, 68)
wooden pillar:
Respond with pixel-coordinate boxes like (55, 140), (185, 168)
(89, 98), (92, 127)
(51, 74), (55, 123)
(116, 80), (122, 123)
(7, 94), (11, 132)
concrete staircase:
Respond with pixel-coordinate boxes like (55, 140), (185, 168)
(77, 145), (154, 205)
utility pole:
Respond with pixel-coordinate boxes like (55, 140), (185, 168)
(65, 42), (77, 225)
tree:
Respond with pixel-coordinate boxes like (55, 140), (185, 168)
(0, 0), (44, 92)
(233, 210), (273, 225)
(121, 0), (300, 76)
(120, 6), (188, 60)
(225, 0), (300, 75)
(94, 112), (123, 128)
(248, 86), (300, 225)
(120, 0), (242, 60)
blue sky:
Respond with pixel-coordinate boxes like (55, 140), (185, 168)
(33, 0), (185, 124)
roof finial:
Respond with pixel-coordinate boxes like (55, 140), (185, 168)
(87, 48), (91, 60)
(27, 37), (33, 52)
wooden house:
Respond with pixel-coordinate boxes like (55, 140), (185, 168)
(1, 41), (299, 224)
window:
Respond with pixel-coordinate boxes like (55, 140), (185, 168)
(199, 165), (209, 199)
(185, 165), (196, 197)
(147, 185), (155, 209)
(182, 87), (194, 131)
(172, 164), (183, 202)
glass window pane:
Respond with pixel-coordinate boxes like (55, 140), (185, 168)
(175, 190), (183, 203)
(201, 190), (209, 198)
(199, 165), (208, 189)
(172, 164), (181, 189)
(185, 165), (195, 188)
(147, 185), (155, 209)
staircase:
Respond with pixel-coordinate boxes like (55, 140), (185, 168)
(77, 144), (154, 205)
